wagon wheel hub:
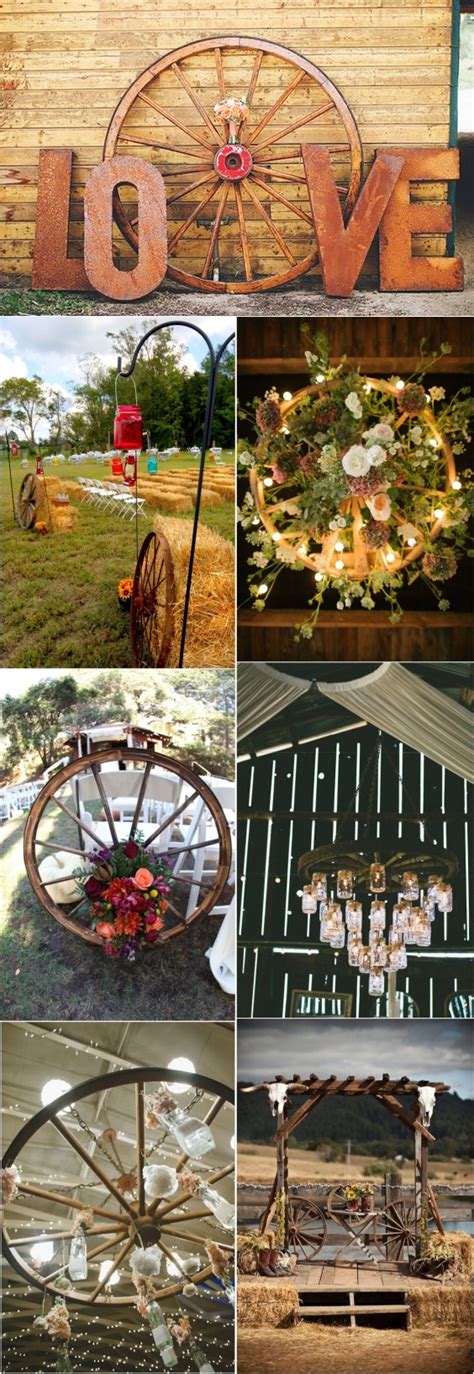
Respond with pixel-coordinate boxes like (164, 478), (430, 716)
(128, 1215), (162, 1245)
(214, 143), (253, 181)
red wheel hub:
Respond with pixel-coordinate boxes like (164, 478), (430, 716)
(214, 143), (253, 181)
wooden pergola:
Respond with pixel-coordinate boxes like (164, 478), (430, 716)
(241, 1073), (450, 1261)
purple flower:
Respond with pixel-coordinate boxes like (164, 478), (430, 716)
(94, 847), (112, 862)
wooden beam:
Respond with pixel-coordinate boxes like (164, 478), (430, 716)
(375, 1093), (435, 1143)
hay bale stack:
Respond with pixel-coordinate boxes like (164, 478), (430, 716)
(151, 513), (234, 667)
(238, 1278), (299, 1329)
(192, 487), (224, 508)
(408, 1280), (472, 1329)
(50, 500), (78, 533)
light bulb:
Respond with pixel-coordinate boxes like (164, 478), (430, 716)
(314, 572), (324, 582)
(263, 477), (273, 487)
(386, 552), (395, 563)
(298, 545), (307, 556)
(395, 380), (405, 391)
(99, 1260), (120, 1287)
(30, 1241), (54, 1264)
(281, 425), (289, 435)
(167, 1057), (195, 1094)
(257, 583), (268, 595)
(166, 1251), (182, 1277)
(433, 507), (444, 519)
(334, 541), (344, 552)
(316, 373), (325, 383)
(272, 532), (281, 542)
(335, 559), (344, 570)
(451, 479), (462, 491)
(41, 1079), (72, 1114)
(251, 516), (259, 525)
(407, 538), (417, 547)
(428, 438), (438, 448)
(283, 390), (293, 401)
(274, 877), (281, 883)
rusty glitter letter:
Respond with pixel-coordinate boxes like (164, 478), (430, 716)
(32, 149), (90, 291)
(302, 146), (404, 296)
(378, 148), (464, 291)
(84, 156), (167, 300)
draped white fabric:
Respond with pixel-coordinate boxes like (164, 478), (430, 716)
(237, 663), (311, 741)
(318, 662), (473, 782)
(206, 897), (235, 995)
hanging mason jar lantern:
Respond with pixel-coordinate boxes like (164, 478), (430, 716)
(36, 455), (44, 476)
(368, 969), (385, 997)
(436, 882), (453, 913)
(114, 403), (143, 451)
(149, 1091), (215, 1158)
(301, 885), (317, 914)
(402, 871), (419, 900)
(369, 901), (386, 930)
(369, 861), (386, 892)
(345, 901), (363, 933)
(147, 455), (158, 474)
(336, 870), (353, 899)
(311, 873), (327, 900)
(55, 1345), (73, 1373)
(189, 1339), (216, 1374)
(112, 455), (123, 476)
(358, 947), (371, 973)
(427, 876), (440, 902)
(423, 897), (436, 922)
(329, 925), (345, 950)
(347, 936), (363, 967)
(147, 1302), (178, 1367)
(68, 1229), (87, 1281)
(369, 939), (387, 967)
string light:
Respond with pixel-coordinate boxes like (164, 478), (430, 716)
(282, 390), (293, 401)
(257, 583), (268, 595)
(451, 479), (462, 490)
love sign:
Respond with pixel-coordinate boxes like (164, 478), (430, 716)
(31, 144), (463, 300)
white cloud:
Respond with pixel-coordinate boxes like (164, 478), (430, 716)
(0, 350), (28, 382)
(179, 351), (199, 375)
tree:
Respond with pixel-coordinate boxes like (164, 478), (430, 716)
(0, 375), (48, 446)
(1, 677), (80, 773)
(46, 387), (70, 449)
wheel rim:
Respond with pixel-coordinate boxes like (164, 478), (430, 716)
(2, 1067), (234, 1307)
(250, 378), (456, 579)
(17, 474), (38, 529)
(287, 1195), (327, 1260)
(377, 1201), (417, 1262)
(103, 36), (362, 293)
(131, 531), (176, 668)
(23, 746), (232, 943)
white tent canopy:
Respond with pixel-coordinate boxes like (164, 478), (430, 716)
(318, 662), (473, 782)
(237, 663), (311, 740)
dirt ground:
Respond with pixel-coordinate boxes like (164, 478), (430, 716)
(237, 1326), (473, 1374)
(238, 1143), (473, 1187)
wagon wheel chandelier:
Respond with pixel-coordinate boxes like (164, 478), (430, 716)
(298, 732), (458, 997)
(2, 1069), (234, 1365)
(103, 36), (362, 293)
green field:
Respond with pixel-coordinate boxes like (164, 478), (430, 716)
(0, 452), (234, 668)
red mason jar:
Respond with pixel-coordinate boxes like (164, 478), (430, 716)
(114, 404), (143, 451)
(112, 456), (124, 476)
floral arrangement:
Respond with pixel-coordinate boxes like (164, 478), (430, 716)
(214, 96), (249, 124)
(427, 1237), (455, 1264)
(117, 577), (134, 604)
(169, 1315), (192, 1345)
(145, 1088), (178, 1127)
(74, 839), (172, 960)
(239, 334), (473, 630)
(1, 1164), (21, 1205)
(178, 1168), (200, 1195)
(206, 1240), (233, 1280)
(34, 1300), (71, 1341)
(34, 520), (49, 536)
(343, 1183), (374, 1201)
(71, 1208), (93, 1235)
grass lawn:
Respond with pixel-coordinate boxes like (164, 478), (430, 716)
(0, 453), (234, 667)
(0, 811), (234, 1021)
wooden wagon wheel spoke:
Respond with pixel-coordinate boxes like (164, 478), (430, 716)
(33, 839), (89, 858)
(91, 763), (119, 847)
(17, 1182), (127, 1223)
(131, 531), (176, 668)
(129, 762), (152, 838)
(142, 789), (200, 848)
(242, 181), (297, 266)
(251, 175), (314, 226)
(253, 100), (335, 157)
(12, 1223), (126, 1246)
(17, 474), (39, 530)
(135, 1082), (146, 1216)
(89, 1236), (135, 1302)
(287, 1196), (327, 1259)
(103, 37), (362, 292)
(51, 1117), (136, 1218)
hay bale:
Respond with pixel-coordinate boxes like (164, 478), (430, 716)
(444, 1232), (473, 1276)
(50, 500), (78, 533)
(238, 1278), (299, 1329)
(150, 513), (234, 667)
(409, 1280), (472, 1329)
(192, 487), (224, 508)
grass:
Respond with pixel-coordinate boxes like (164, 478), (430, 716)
(0, 454), (234, 667)
(238, 1143), (473, 1187)
(0, 812), (234, 1021)
(0, 287), (98, 315)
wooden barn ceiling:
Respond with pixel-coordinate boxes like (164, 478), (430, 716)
(237, 317), (473, 376)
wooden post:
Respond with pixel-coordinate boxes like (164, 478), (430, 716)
(276, 1107), (289, 1250)
(387, 971), (399, 1019)
(415, 1132), (429, 1258)
(385, 1168), (403, 1260)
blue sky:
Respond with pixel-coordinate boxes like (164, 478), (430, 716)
(0, 316), (234, 436)
(238, 1020), (474, 1100)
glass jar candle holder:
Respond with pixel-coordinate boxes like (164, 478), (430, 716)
(423, 897), (436, 922)
(427, 876), (440, 902)
(392, 902), (411, 932)
(370, 940), (387, 968)
(370, 862), (386, 892)
(358, 947), (371, 973)
(368, 969), (385, 997)
(436, 883), (453, 913)
(345, 901), (363, 933)
(348, 937), (363, 967)
(302, 886), (317, 914)
(336, 869), (353, 899)
(329, 926), (345, 949)
(369, 901), (386, 930)
(403, 915), (417, 945)
(402, 871), (419, 900)
(311, 873), (327, 900)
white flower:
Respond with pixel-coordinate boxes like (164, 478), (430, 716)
(336, 601), (344, 610)
(239, 450), (254, 467)
(341, 445), (371, 477)
(398, 522), (421, 543)
(130, 1245), (162, 1277)
(329, 520), (339, 531)
(336, 516), (346, 528)
(363, 423), (394, 444)
(276, 545), (297, 563)
(410, 426), (423, 443)
(299, 623), (314, 638)
(361, 595), (375, 609)
(366, 491), (391, 521)
(250, 551), (268, 568)
(345, 392), (363, 419)
(367, 444), (386, 467)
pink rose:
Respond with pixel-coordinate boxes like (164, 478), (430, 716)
(132, 868), (154, 891)
(366, 490), (391, 522)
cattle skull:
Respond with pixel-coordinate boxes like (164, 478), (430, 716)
(264, 1083), (290, 1117)
(417, 1086), (437, 1126)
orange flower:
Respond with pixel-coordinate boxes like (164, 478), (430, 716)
(132, 868), (155, 891)
(147, 915), (164, 932)
(96, 921), (116, 939)
(118, 578), (134, 600)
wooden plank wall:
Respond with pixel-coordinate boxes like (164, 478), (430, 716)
(0, 0), (454, 283)
(237, 318), (473, 376)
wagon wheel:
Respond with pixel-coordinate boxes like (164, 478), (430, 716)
(2, 1067), (234, 1307)
(17, 473), (39, 529)
(287, 1195), (327, 1260)
(374, 1201), (418, 1262)
(103, 36), (362, 293)
(131, 530), (176, 667)
(23, 746), (232, 943)
(250, 377), (457, 579)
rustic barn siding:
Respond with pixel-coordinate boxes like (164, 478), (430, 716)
(0, 0), (455, 284)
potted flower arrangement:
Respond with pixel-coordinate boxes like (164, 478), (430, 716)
(343, 1183), (374, 1213)
(239, 335), (473, 634)
(118, 577), (134, 609)
(73, 839), (172, 960)
(412, 1237), (456, 1279)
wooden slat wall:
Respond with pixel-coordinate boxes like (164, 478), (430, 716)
(237, 318), (474, 376)
(0, 0), (454, 283)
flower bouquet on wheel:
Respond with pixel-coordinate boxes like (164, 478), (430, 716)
(239, 333), (473, 633)
(74, 839), (172, 961)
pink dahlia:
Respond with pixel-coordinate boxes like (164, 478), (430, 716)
(346, 470), (381, 499)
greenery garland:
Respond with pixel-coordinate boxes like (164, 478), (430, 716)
(239, 334), (473, 634)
